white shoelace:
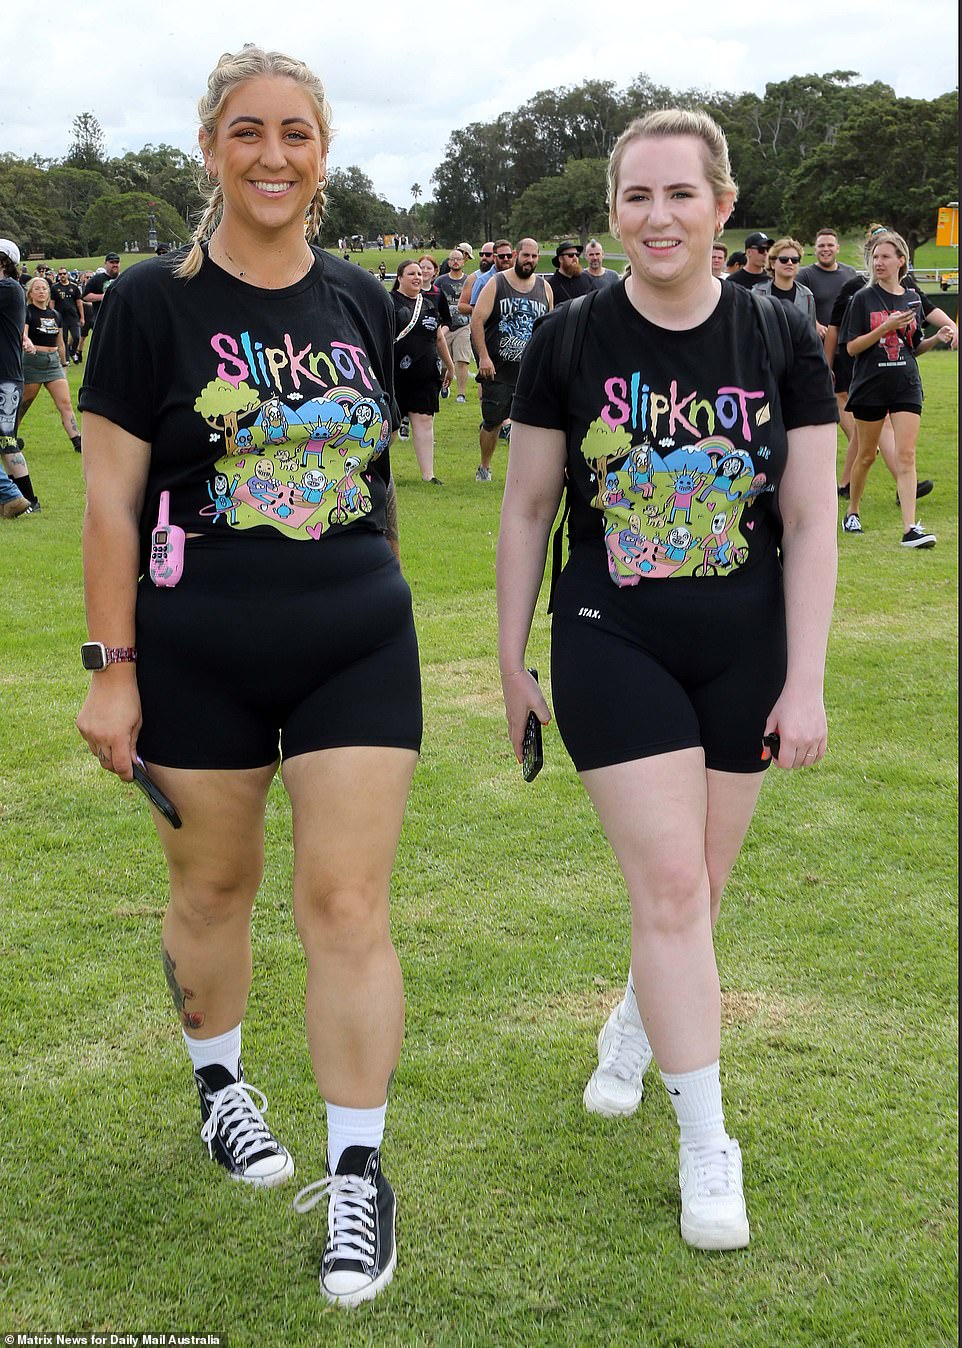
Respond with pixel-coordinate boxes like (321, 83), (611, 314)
(200, 1081), (276, 1164)
(600, 1013), (652, 1082)
(689, 1145), (739, 1197)
(293, 1175), (378, 1267)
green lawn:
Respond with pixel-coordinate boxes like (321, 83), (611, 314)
(0, 351), (957, 1345)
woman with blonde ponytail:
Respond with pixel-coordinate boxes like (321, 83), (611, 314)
(77, 46), (420, 1309)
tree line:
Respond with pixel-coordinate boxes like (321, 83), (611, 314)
(2, 77), (957, 259)
(431, 72), (959, 257)
(0, 113), (425, 258)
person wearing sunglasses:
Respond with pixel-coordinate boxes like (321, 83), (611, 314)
(49, 267), (86, 364)
(456, 241), (497, 319)
(548, 240), (593, 306)
(727, 231), (772, 289)
(752, 238), (816, 328)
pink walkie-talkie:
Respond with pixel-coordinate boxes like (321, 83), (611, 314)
(149, 491), (185, 587)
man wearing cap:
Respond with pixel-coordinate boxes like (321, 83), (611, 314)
(548, 241), (593, 306)
(436, 248), (473, 401)
(82, 253), (121, 328)
(50, 266), (85, 364)
(0, 237), (39, 516)
(439, 242), (473, 277)
(727, 233), (772, 288)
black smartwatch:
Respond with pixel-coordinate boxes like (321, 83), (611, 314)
(80, 642), (138, 671)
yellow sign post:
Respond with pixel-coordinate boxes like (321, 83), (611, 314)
(936, 203), (958, 248)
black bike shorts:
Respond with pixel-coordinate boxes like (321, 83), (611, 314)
(550, 546), (786, 774)
(135, 531), (422, 769)
(846, 401), (922, 422)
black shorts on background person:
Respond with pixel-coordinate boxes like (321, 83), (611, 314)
(837, 229), (951, 547)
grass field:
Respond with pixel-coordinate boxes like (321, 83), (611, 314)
(0, 347), (957, 1345)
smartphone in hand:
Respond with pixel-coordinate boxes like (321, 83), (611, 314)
(521, 668), (544, 783)
(132, 757), (182, 828)
(761, 732), (780, 762)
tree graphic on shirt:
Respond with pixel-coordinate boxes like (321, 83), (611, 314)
(580, 416), (633, 508)
(194, 379), (261, 453)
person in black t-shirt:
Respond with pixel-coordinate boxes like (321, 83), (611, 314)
(436, 249), (472, 400)
(82, 253), (121, 328)
(825, 272), (944, 505)
(19, 277), (82, 452)
(50, 267), (85, 362)
(0, 237), (38, 515)
(838, 230), (953, 547)
(499, 109), (837, 1255)
(547, 241), (594, 306)
(76, 46), (420, 1309)
(726, 232), (772, 289)
(390, 259), (454, 482)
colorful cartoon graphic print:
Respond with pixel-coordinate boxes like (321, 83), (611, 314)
(193, 327), (390, 540)
(577, 374), (774, 583)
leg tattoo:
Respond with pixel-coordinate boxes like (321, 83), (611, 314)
(162, 943), (206, 1030)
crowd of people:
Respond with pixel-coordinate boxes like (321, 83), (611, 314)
(0, 248), (121, 515)
(0, 41), (957, 1316)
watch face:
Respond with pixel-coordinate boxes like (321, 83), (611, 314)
(81, 643), (106, 671)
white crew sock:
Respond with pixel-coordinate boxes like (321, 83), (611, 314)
(660, 1060), (729, 1150)
(183, 1024), (241, 1079)
(326, 1101), (387, 1173)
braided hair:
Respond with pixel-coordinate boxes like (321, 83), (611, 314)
(175, 45), (333, 280)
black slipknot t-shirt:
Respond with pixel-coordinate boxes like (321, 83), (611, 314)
(512, 280), (837, 585)
(80, 247), (397, 569)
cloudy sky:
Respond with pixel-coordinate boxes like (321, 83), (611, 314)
(5, 1), (958, 209)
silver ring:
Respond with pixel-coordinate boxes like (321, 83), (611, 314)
(97, 749), (108, 763)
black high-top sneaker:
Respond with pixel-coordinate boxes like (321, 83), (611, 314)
(194, 1061), (294, 1188)
(293, 1145), (397, 1307)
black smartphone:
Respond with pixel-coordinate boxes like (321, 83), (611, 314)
(132, 757), (182, 829)
(762, 732), (780, 761)
(521, 668), (544, 783)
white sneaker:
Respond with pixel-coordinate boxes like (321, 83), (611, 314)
(583, 992), (653, 1117)
(678, 1138), (750, 1250)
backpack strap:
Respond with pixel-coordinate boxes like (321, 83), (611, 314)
(749, 287), (794, 391)
(547, 289), (598, 613)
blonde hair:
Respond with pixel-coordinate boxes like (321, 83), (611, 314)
(25, 277), (52, 307)
(866, 229), (910, 280)
(607, 108), (738, 236)
(176, 46), (334, 280)
(766, 237), (803, 274)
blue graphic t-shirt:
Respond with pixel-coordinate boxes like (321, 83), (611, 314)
(512, 281), (836, 585)
(80, 247), (396, 569)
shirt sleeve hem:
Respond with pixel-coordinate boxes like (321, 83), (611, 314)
(508, 395), (567, 431)
(77, 388), (153, 443)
